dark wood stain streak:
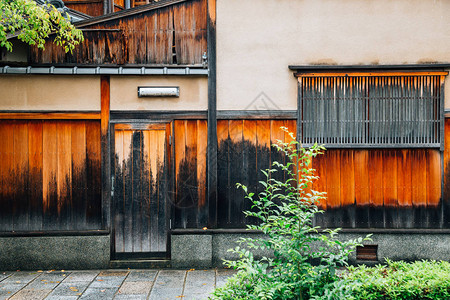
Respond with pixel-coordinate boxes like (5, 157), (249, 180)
(31, 0), (207, 66)
(13, 122), (29, 231)
(86, 122), (102, 229)
(443, 118), (450, 228)
(28, 121), (43, 230)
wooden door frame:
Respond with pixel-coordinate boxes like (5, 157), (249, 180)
(109, 120), (173, 260)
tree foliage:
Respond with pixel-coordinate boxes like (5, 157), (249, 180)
(0, 0), (83, 53)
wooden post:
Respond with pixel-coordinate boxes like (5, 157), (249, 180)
(206, 0), (217, 228)
(101, 76), (111, 231)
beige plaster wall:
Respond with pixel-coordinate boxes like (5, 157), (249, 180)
(110, 76), (208, 111)
(0, 75), (100, 110)
(216, 0), (450, 110)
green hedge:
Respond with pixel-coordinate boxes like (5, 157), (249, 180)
(344, 260), (450, 300)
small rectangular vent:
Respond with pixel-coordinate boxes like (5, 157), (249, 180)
(356, 245), (378, 261)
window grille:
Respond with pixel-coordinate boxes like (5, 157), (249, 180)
(298, 74), (444, 148)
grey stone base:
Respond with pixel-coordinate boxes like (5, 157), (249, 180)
(0, 235), (110, 270)
(171, 232), (450, 268)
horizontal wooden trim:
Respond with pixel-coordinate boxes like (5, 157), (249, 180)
(295, 71), (448, 78)
(171, 229), (262, 235)
(110, 111), (208, 120)
(64, 0), (102, 4)
(289, 64), (450, 71)
(0, 230), (109, 237)
(0, 112), (101, 120)
(303, 144), (441, 149)
(217, 110), (297, 120)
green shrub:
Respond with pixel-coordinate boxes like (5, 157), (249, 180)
(211, 128), (370, 300)
(341, 259), (450, 300)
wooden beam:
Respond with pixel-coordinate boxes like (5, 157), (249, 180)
(206, 0), (217, 228)
(295, 71), (449, 78)
(101, 76), (111, 231)
(0, 112), (100, 120)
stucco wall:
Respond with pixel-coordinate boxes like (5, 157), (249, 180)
(216, 0), (450, 110)
(0, 75), (100, 111)
(110, 76), (208, 111)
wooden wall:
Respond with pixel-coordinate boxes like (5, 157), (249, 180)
(31, 0), (207, 66)
(0, 120), (102, 232)
(173, 120), (207, 228)
(64, 0), (105, 17)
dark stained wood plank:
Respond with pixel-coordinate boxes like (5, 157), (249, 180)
(270, 120), (286, 184)
(12, 122), (29, 231)
(185, 120), (199, 228)
(397, 149), (413, 228)
(368, 150), (384, 228)
(131, 130), (143, 252)
(426, 150), (441, 228)
(444, 118), (450, 228)
(42, 122), (58, 230)
(101, 75), (111, 232)
(242, 120), (257, 225)
(174, 120), (186, 228)
(411, 149), (427, 228)
(256, 120), (271, 206)
(383, 150), (398, 228)
(354, 150), (369, 228)
(114, 129), (125, 253)
(216, 120), (229, 228)
(340, 150), (355, 228)
(197, 120), (208, 225)
(122, 129), (133, 252)
(156, 129), (167, 251)
(141, 130), (151, 252)
(71, 121), (87, 230)
(56, 122), (72, 230)
(325, 150), (341, 227)
(86, 121), (102, 229)
(0, 123), (14, 231)
(28, 121), (44, 231)
(228, 120), (244, 227)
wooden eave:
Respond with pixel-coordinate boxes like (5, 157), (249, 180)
(74, 0), (190, 27)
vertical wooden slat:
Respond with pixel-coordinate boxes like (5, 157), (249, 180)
(443, 118), (450, 228)
(340, 150), (355, 227)
(397, 149), (413, 228)
(114, 129), (125, 253)
(243, 120), (257, 225)
(101, 75), (110, 231)
(174, 120), (187, 228)
(13, 122), (29, 231)
(185, 120), (199, 228)
(383, 150), (398, 228)
(71, 121), (87, 230)
(354, 150), (369, 228)
(86, 121), (102, 229)
(131, 131), (143, 252)
(122, 130), (133, 252)
(426, 149), (441, 228)
(156, 129), (167, 251)
(256, 120), (271, 214)
(368, 150), (384, 228)
(141, 130), (151, 252)
(411, 149), (427, 228)
(270, 120), (286, 184)
(28, 121), (43, 231)
(197, 120), (208, 225)
(228, 120), (244, 227)
(57, 122), (72, 230)
(216, 120), (229, 228)
(42, 122), (58, 230)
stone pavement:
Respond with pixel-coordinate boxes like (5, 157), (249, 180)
(0, 269), (237, 300)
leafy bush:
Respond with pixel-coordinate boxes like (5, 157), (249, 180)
(211, 128), (370, 300)
(341, 260), (450, 300)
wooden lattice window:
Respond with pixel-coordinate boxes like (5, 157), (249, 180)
(297, 72), (446, 148)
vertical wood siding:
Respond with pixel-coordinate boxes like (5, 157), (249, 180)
(63, 0), (105, 17)
(173, 120), (207, 228)
(0, 120), (101, 232)
(31, 0), (207, 66)
(113, 124), (169, 254)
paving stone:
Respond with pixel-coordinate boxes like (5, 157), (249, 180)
(2, 272), (41, 284)
(98, 271), (129, 277)
(149, 287), (185, 300)
(45, 296), (79, 300)
(183, 270), (215, 299)
(0, 290), (19, 300)
(89, 277), (125, 288)
(0, 282), (28, 294)
(0, 273), (12, 283)
(79, 287), (118, 300)
(27, 272), (68, 289)
(47, 281), (90, 296)
(62, 271), (99, 282)
(117, 281), (152, 295)
(114, 295), (148, 300)
(9, 288), (52, 300)
(126, 270), (158, 282)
